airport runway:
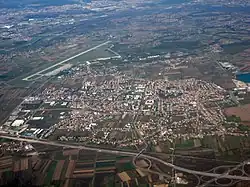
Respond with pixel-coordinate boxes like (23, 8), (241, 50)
(23, 41), (111, 81)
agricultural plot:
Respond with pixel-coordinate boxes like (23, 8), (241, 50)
(0, 150), (155, 187)
(0, 156), (12, 173)
(65, 160), (75, 179)
(44, 161), (57, 185)
(71, 164), (100, 182)
(96, 160), (116, 173)
(78, 150), (97, 162)
(53, 160), (65, 181)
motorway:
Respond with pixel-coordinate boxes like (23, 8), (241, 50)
(23, 41), (111, 81)
(1, 135), (250, 181)
(199, 162), (247, 187)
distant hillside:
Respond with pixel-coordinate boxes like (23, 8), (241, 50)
(160, 0), (192, 5)
(0, 0), (87, 8)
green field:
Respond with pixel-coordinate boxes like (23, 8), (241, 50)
(24, 42), (115, 81)
(96, 161), (116, 168)
(44, 161), (57, 185)
(222, 41), (250, 54)
(176, 139), (194, 149)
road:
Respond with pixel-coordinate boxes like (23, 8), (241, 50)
(151, 152), (241, 164)
(229, 91), (240, 105)
(199, 161), (248, 187)
(1, 135), (250, 181)
(23, 41), (111, 81)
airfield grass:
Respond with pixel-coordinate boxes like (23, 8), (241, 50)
(8, 42), (113, 87)
(29, 47), (113, 78)
(23, 44), (114, 81)
(67, 47), (114, 65)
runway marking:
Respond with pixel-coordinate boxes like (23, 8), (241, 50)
(23, 41), (111, 81)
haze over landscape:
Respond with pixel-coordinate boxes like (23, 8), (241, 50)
(1, 0), (250, 187)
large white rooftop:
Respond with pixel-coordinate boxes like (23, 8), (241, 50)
(11, 119), (24, 127)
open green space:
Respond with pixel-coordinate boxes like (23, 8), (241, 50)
(44, 161), (57, 185)
(226, 115), (241, 123)
(54, 152), (68, 160)
(70, 48), (114, 65)
(176, 139), (194, 149)
(26, 109), (69, 130)
(153, 40), (203, 53)
(38, 64), (65, 75)
(238, 124), (250, 131)
(96, 161), (116, 168)
(117, 162), (135, 171)
(222, 41), (250, 54)
(0, 138), (12, 142)
(23, 42), (114, 81)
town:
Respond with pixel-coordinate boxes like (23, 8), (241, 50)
(1, 54), (248, 150)
(1, 0), (250, 186)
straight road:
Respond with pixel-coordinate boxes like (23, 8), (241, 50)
(1, 135), (250, 181)
(23, 41), (111, 81)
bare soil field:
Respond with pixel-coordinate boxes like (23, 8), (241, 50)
(224, 104), (250, 122)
